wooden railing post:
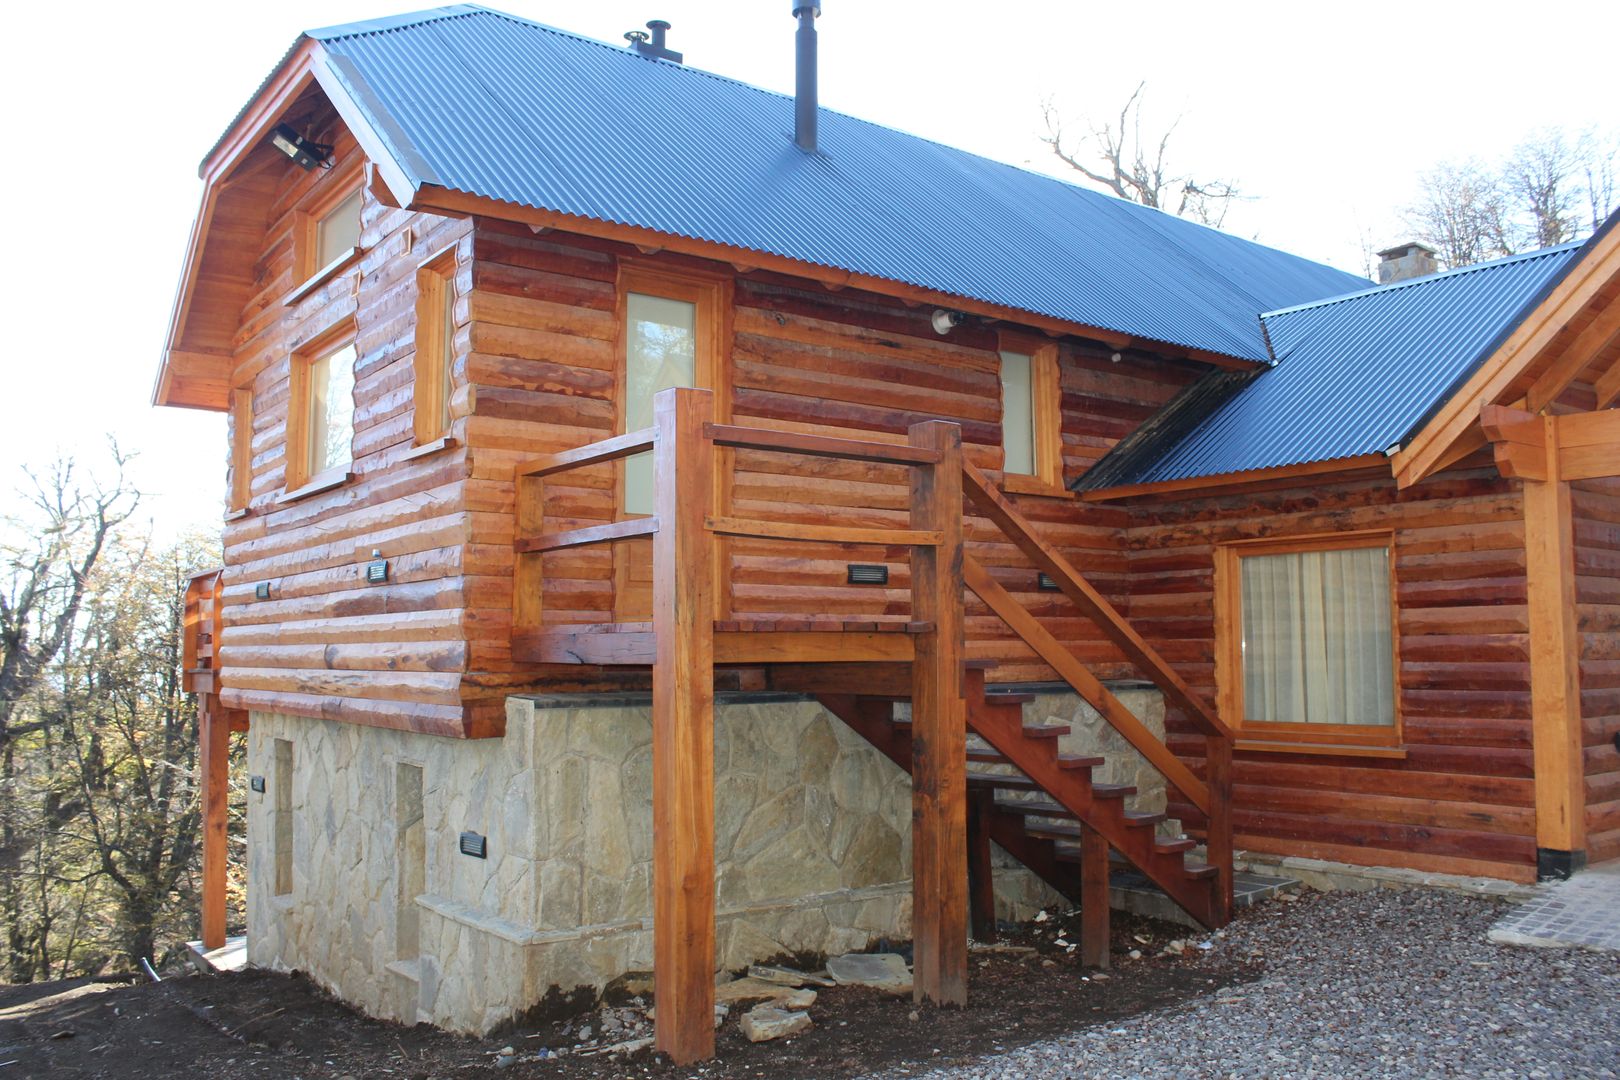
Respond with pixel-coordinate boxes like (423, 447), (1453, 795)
(1205, 734), (1233, 926)
(907, 420), (968, 1007)
(512, 471), (545, 643)
(199, 698), (229, 951)
(651, 387), (717, 1064)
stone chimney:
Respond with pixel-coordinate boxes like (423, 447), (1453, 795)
(1377, 242), (1440, 284)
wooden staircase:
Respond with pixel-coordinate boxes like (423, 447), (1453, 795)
(820, 666), (1224, 932)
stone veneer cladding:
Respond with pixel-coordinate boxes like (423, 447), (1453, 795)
(244, 688), (1165, 1033)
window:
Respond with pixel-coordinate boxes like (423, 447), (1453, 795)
(616, 266), (727, 516)
(413, 249), (458, 445)
(1216, 534), (1399, 745)
(997, 335), (1062, 492)
(286, 336), (356, 491)
(294, 178), (364, 285)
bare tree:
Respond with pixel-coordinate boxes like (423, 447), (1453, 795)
(1403, 159), (1515, 269)
(1505, 129), (1584, 249)
(1041, 82), (1242, 228)
(0, 449), (139, 748)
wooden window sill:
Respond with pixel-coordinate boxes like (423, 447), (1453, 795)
(400, 436), (459, 463)
(1000, 475), (1072, 500)
(285, 246), (362, 305)
(277, 468), (353, 504)
(1235, 739), (1407, 760)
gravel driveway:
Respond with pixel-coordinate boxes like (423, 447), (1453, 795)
(876, 888), (1620, 1079)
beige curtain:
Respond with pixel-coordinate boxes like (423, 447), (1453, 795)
(1240, 546), (1394, 727)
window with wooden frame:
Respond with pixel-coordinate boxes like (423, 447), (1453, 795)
(617, 265), (728, 516)
(285, 329), (357, 494)
(229, 388), (253, 512)
(997, 333), (1063, 494)
(1214, 532), (1401, 748)
(413, 247), (459, 445)
(294, 174), (364, 286)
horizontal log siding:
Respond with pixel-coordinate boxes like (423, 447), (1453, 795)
(1574, 476), (1620, 863)
(1125, 462), (1539, 881)
(219, 121), (481, 736)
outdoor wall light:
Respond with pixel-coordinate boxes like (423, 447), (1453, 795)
(930, 309), (963, 335)
(270, 123), (333, 170)
(459, 831), (488, 859)
(847, 563), (889, 585)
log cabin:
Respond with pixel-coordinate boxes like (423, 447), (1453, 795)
(161, 4), (1620, 1062)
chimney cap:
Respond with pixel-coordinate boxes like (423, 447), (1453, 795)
(1376, 241), (1438, 260)
(791, 2), (821, 16)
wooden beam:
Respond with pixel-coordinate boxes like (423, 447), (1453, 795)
(1553, 408), (1620, 481)
(650, 388), (717, 1064)
(966, 789), (998, 944)
(515, 518), (656, 554)
(1522, 420), (1585, 859)
(705, 516), (941, 547)
(1482, 405), (1549, 481)
(962, 463), (1229, 740)
(514, 428), (655, 478)
(515, 628), (916, 666)
(1080, 454), (1389, 503)
(963, 555), (1211, 815)
(1079, 823), (1109, 970)
(907, 420), (969, 1008)
(199, 699), (230, 951)
(1595, 359), (1620, 410)
(705, 423), (944, 466)
(1393, 223), (1620, 487)
(1523, 292), (1620, 414)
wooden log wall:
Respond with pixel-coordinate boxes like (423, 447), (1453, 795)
(464, 219), (1200, 689)
(217, 118), (484, 736)
(1573, 475), (1620, 863)
(1126, 459), (1541, 882)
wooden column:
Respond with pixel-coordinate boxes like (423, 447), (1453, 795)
(1204, 735), (1234, 925)
(1522, 417), (1586, 875)
(651, 387), (717, 1063)
(1080, 822), (1109, 970)
(908, 420), (968, 1007)
(966, 787), (997, 943)
(199, 699), (230, 951)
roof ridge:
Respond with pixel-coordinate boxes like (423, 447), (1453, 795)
(1261, 241), (1585, 321)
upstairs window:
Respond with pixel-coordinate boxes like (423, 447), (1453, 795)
(287, 337), (356, 491)
(997, 335), (1062, 493)
(624, 292), (698, 515)
(315, 188), (363, 271)
(413, 248), (458, 445)
(1217, 534), (1398, 745)
(294, 178), (364, 286)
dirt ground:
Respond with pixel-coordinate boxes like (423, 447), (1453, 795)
(2, 904), (1258, 1079)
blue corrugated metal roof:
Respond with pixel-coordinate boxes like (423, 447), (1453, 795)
(1092, 243), (1586, 487)
(303, 5), (1368, 361)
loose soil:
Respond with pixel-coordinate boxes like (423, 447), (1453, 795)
(2, 906), (1257, 1079)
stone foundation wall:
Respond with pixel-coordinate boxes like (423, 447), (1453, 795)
(244, 693), (1080, 1034)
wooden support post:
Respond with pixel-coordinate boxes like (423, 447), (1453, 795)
(1522, 418), (1586, 877)
(1204, 734), (1234, 926)
(1080, 822), (1110, 970)
(966, 787), (997, 943)
(908, 420), (968, 1007)
(199, 699), (230, 951)
(651, 387), (717, 1063)
(513, 472), (545, 641)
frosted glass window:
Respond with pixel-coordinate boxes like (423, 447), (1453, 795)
(439, 281), (456, 433)
(307, 343), (356, 476)
(1000, 350), (1035, 476)
(623, 293), (697, 515)
(315, 188), (363, 270)
(1240, 546), (1395, 727)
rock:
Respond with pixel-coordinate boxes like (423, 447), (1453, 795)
(826, 952), (912, 993)
(908, 1010), (920, 1021)
(740, 1005), (814, 1043)
(607, 1036), (654, 1055)
(716, 977), (806, 1005)
(1128, 949), (1142, 960)
(781, 989), (818, 1009)
(749, 963), (810, 986)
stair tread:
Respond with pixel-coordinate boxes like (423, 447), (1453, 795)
(965, 749), (1010, 764)
(985, 692), (1036, 705)
(1092, 783), (1136, 798)
(967, 772), (1039, 790)
(1123, 811), (1167, 827)
(1058, 754), (1105, 769)
(993, 797), (1074, 818)
(1021, 723), (1070, 738)
(1155, 837), (1196, 854)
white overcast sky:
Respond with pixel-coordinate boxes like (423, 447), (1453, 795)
(3, 0), (1613, 534)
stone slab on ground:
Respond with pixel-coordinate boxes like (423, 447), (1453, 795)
(1109, 869), (1298, 929)
(1488, 860), (1620, 951)
(826, 952), (912, 992)
(185, 935), (247, 974)
(740, 1005), (814, 1042)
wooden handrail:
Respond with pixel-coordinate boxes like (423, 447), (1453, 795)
(963, 555), (1211, 814)
(514, 428), (656, 479)
(515, 518), (657, 554)
(960, 460), (1230, 740)
(705, 515), (940, 547)
(704, 423), (943, 467)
